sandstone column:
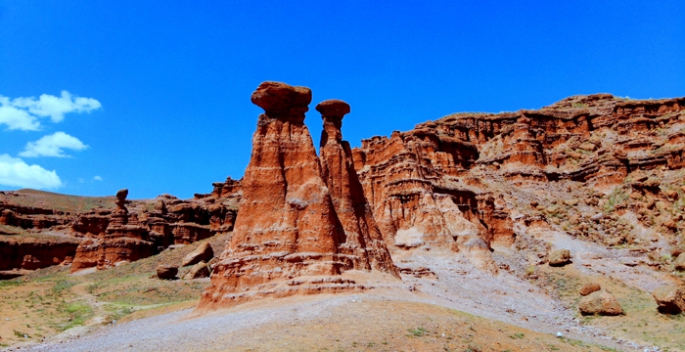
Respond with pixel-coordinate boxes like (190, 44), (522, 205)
(317, 100), (397, 274)
(198, 82), (350, 309)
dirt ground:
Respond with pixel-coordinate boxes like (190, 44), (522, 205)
(1, 225), (683, 351)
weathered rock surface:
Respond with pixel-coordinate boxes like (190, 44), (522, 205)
(352, 127), (514, 253)
(352, 94), (685, 253)
(198, 82), (398, 310)
(652, 285), (685, 314)
(578, 291), (623, 315)
(182, 242), (214, 267)
(72, 190), (156, 272)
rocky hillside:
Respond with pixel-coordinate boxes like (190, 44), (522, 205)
(353, 94), (685, 257)
(0, 178), (241, 278)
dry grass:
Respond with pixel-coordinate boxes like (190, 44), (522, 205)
(0, 233), (230, 348)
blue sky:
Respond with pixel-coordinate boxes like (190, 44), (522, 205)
(0, 1), (683, 199)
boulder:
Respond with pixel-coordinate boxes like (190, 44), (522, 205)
(156, 265), (178, 280)
(579, 291), (623, 315)
(549, 249), (572, 267)
(652, 285), (685, 314)
(182, 242), (214, 267)
(183, 261), (210, 279)
(579, 282), (601, 296)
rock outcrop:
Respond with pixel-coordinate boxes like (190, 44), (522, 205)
(352, 128), (514, 253)
(0, 183), (242, 275)
(352, 94), (685, 254)
(198, 82), (398, 310)
(72, 189), (156, 272)
(0, 238), (79, 273)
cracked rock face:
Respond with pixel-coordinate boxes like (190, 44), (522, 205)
(198, 83), (398, 310)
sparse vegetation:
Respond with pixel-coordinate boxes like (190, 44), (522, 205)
(408, 326), (427, 337)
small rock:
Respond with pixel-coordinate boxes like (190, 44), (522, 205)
(156, 265), (178, 280)
(579, 283), (601, 296)
(673, 253), (685, 271)
(182, 242), (214, 267)
(549, 249), (572, 267)
(579, 291), (623, 315)
(652, 285), (685, 314)
(183, 261), (210, 280)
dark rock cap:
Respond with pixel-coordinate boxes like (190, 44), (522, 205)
(316, 99), (351, 120)
(251, 81), (312, 119)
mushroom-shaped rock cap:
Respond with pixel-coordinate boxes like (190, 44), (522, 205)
(251, 81), (312, 119)
(316, 99), (351, 120)
(116, 189), (128, 201)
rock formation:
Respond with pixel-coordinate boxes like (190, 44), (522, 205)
(352, 94), (685, 253)
(198, 82), (398, 310)
(317, 99), (396, 273)
(71, 189), (156, 271)
(184, 261), (210, 279)
(0, 176), (241, 276)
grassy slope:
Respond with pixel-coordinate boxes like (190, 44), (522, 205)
(0, 233), (230, 348)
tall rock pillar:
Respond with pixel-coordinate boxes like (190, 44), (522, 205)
(199, 83), (360, 309)
(317, 100), (397, 274)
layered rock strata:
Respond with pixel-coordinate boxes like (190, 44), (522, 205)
(71, 189), (156, 271)
(198, 82), (397, 310)
(352, 94), (685, 252)
(69, 188), (240, 272)
(0, 178), (241, 275)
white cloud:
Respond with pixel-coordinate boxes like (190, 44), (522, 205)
(0, 101), (40, 131)
(0, 154), (63, 189)
(93, 175), (103, 181)
(19, 132), (88, 158)
(0, 91), (101, 130)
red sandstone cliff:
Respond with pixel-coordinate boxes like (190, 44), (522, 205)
(1, 180), (241, 275)
(352, 94), (685, 253)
